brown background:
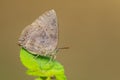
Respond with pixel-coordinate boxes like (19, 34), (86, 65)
(0, 0), (120, 80)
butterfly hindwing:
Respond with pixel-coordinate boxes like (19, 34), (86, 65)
(18, 9), (58, 55)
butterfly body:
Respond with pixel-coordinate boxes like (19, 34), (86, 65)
(18, 10), (58, 56)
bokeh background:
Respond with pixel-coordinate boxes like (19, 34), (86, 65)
(1, 0), (120, 80)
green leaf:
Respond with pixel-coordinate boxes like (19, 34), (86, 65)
(20, 48), (67, 80)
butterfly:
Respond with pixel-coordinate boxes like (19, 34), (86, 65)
(18, 9), (58, 57)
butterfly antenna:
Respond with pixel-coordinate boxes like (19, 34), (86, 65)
(56, 47), (69, 53)
(58, 47), (69, 49)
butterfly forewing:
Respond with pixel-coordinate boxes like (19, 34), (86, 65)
(18, 10), (58, 55)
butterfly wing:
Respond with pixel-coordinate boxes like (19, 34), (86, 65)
(18, 10), (58, 55)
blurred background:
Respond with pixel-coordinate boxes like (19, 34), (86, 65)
(0, 0), (120, 80)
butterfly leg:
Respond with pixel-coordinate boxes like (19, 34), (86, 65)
(44, 50), (57, 65)
(44, 51), (49, 56)
(45, 54), (56, 66)
(33, 54), (39, 59)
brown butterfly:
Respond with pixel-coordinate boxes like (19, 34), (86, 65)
(18, 9), (69, 57)
(18, 9), (58, 57)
